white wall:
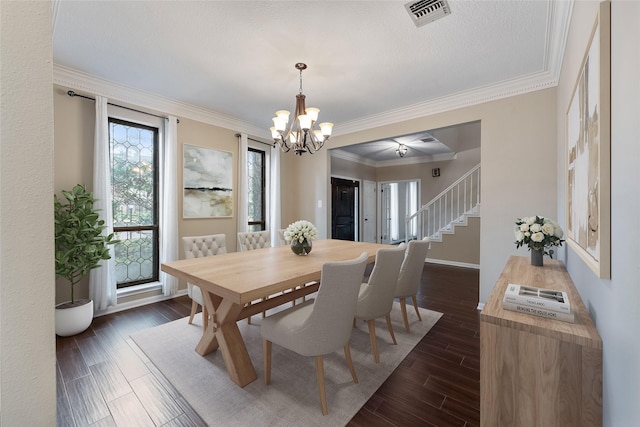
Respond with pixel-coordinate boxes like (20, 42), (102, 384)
(0, 1), (56, 424)
(556, 1), (640, 425)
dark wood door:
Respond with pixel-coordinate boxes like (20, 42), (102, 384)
(331, 177), (358, 240)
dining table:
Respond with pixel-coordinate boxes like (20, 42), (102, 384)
(161, 239), (392, 387)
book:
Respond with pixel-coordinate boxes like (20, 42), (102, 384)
(502, 301), (575, 323)
(503, 283), (571, 314)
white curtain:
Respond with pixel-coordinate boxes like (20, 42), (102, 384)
(90, 96), (117, 310)
(160, 116), (179, 296)
(237, 133), (249, 233)
(269, 146), (282, 246)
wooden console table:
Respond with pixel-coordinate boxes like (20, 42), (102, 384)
(480, 256), (602, 426)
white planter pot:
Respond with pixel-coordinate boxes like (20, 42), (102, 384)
(55, 299), (93, 337)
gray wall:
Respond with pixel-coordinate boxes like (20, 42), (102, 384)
(556, 2), (640, 425)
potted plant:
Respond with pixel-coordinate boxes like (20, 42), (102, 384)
(514, 215), (565, 266)
(54, 184), (118, 336)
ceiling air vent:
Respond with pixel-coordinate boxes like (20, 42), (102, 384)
(405, 0), (451, 28)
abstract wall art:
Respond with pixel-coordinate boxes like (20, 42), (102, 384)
(183, 144), (233, 218)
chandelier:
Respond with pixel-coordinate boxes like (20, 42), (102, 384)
(270, 63), (333, 155)
(396, 143), (408, 157)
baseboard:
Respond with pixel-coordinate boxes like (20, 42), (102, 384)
(94, 289), (188, 317)
(425, 258), (480, 270)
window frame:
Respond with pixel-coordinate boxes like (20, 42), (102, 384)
(109, 117), (160, 289)
(247, 146), (267, 232)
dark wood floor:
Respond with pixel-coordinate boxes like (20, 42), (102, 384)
(56, 263), (480, 427)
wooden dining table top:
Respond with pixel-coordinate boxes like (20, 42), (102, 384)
(161, 239), (392, 305)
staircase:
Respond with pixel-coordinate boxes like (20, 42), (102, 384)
(405, 164), (481, 242)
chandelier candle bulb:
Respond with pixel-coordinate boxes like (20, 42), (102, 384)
(298, 114), (312, 130)
(319, 122), (333, 136)
(276, 110), (290, 123)
(306, 107), (319, 122)
(270, 127), (279, 139)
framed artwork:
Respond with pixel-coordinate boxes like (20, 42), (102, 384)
(565, 1), (610, 279)
(183, 144), (233, 218)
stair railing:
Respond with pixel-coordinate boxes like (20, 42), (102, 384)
(405, 163), (480, 242)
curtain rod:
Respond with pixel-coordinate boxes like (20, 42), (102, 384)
(67, 90), (175, 122)
(236, 133), (273, 148)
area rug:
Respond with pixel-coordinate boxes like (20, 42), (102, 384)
(131, 302), (442, 426)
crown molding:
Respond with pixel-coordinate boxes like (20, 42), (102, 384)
(545, 0), (574, 79)
(53, 65), (266, 137)
(330, 149), (378, 167)
(333, 70), (558, 136)
(375, 152), (457, 168)
(330, 148), (456, 168)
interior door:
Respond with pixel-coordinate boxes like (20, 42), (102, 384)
(331, 177), (358, 241)
(362, 180), (377, 242)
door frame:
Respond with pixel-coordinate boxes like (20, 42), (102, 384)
(362, 180), (377, 243)
(377, 179), (422, 244)
(330, 174), (362, 241)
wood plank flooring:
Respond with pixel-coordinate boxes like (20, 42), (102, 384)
(56, 263), (480, 426)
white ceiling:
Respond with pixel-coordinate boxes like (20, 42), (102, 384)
(52, 0), (571, 161)
(333, 120), (481, 165)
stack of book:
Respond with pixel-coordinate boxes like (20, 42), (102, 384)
(502, 284), (574, 323)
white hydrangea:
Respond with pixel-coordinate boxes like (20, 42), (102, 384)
(514, 215), (565, 257)
(284, 220), (318, 243)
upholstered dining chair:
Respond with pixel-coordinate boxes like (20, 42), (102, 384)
(237, 230), (271, 251)
(182, 234), (227, 330)
(261, 252), (369, 416)
(395, 238), (430, 333)
(354, 244), (406, 364)
(237, 230), (271, 322)
(278, 228), (288, 246)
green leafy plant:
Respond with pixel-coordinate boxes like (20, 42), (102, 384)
(54, 184), (118, 305)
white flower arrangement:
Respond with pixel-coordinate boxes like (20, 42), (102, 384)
(514, 216), (565, 257)
(284, 220), (318, 243)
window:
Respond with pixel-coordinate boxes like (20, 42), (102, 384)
(247, 147), (266, 232)
(109, 118), (159, 288)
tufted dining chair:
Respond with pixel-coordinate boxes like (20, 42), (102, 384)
(237, 230), (271, 322)
(261, 252), (369, 416)
(354, 244), (406, 363)
(278, 229), (288, 246)
(182, 234), (227, 330)
(237, 230), (271, 251)
(394, 238), (430, 333)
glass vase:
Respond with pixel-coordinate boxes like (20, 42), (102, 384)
(291, 238), (312, 256)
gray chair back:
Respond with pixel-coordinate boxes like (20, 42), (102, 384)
(269, 252), (368, 357)
(355, 244), (406, 320)
(395, 239), (429, 298)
